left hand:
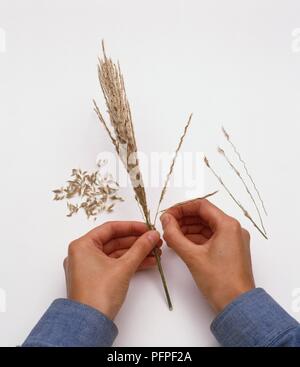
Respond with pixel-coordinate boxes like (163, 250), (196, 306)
(64, 221), (162, 320)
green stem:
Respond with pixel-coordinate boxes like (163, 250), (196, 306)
(147, 221), (173, 310)
(153, 247), (173, 310)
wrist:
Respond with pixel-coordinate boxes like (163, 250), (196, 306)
(210, 284), (255, 313)
(68, 293), (117, 321)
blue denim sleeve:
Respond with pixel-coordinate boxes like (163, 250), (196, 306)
(211, 288), (300, 347)
(22, 299), (118, 347)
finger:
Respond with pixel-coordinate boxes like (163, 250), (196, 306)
(165, 200), (204, 219)
(104, 236), (137, 254)
(103, 236), (163, 255)
(178, 216), (212, 233)
(84, 221), (149, 246)
(121, 230), (161, 272)
(197, 200), (228, 230)
(180, 224), (212, 239)
(63, 257), (68, 271)
(242, 228), (251, 244)
(185, 234), (208, 245)
(166, 199), (227, 231)
(160, 213), (196, 259)
(138, 256), (158, 270)
(178, 216), (206, 226)
(109, 248), (162, 260)
(63, 257), (69, 297)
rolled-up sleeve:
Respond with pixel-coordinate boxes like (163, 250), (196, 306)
(211, 288), (300, 347)
(23, 299), (118, 347)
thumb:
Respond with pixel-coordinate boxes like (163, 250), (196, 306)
(122, 230), (160, 272)
(161, 213), (195, 260)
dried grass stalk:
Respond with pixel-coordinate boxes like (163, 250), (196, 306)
(222, 127), (268, 216)
(218, 147), (267, 235)
(154, 114), (193, 225)
(160, 190), (218, 213)
(204, 157), (268, 240)
(93, 41), (173, 309)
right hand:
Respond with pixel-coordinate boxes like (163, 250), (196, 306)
(160, 199), (255, 313)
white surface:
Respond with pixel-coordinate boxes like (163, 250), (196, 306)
(0, 0), (300, 347)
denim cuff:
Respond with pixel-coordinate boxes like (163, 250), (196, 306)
(23, 299), (118, 347)
(211, 288), (298, 347)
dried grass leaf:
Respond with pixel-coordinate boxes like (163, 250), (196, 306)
(204, 156), (267, 240)
(160, 190), (218, 213)
(153, 114), (193, 225)
(218, 147), (267, 235)
(222, 127), (268, 216)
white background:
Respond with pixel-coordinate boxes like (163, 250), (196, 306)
(0, 0), (300, 347)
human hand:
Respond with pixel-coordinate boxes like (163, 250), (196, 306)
(64, 221), (162, 320)
(160, 200), (255, 313)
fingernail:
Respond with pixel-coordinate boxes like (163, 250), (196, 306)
(160, 214), (170, 226)
(147, 230), (159, 244)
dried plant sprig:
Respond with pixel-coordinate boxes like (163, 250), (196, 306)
(160, 190), (219, 213)
(218, 147), (267, 235)
(153, 114), (193, 225)
(94, 41), (149, 225)
(53, 164), (124, 220)
(222, 127), (268, 216)
(93, 101), (117, 150)
(94, 41), (172, 310)
(152, 247), (173, 311)
(204, 157), (268, 240)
